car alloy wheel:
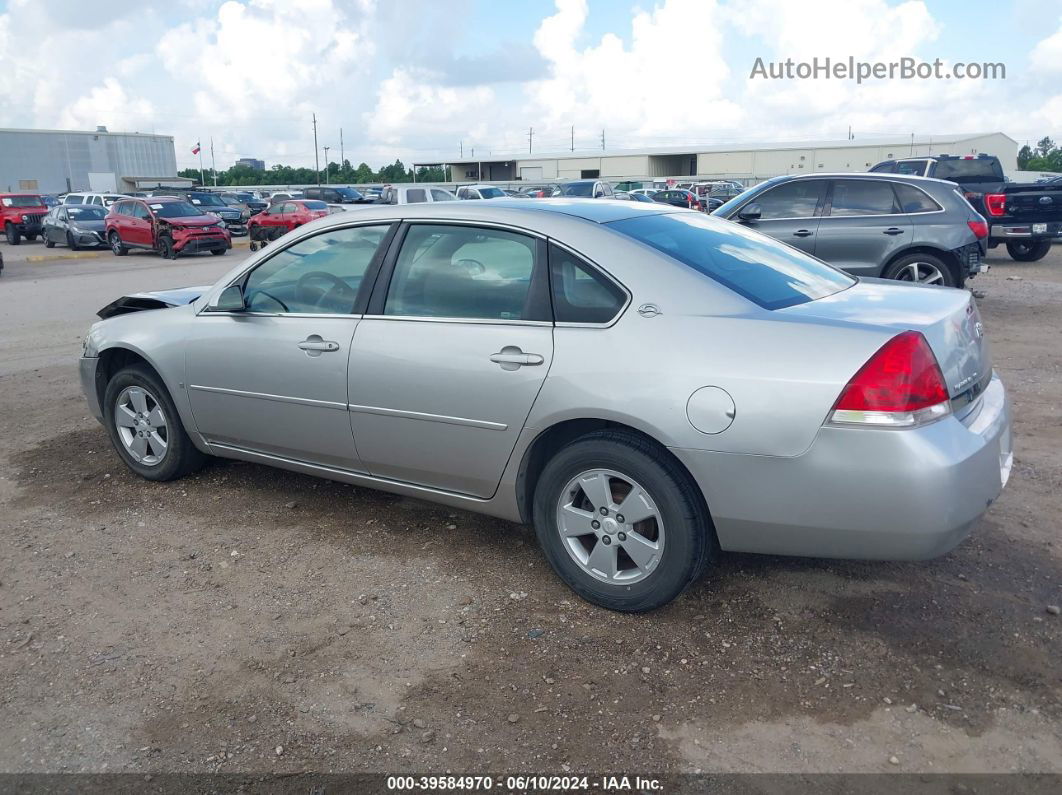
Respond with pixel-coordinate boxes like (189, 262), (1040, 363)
(895, 261), (946, 285)
(555, 468), (665, 585)
(113, 386), (169, 466)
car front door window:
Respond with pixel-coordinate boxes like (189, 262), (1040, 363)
(754, 181), (824, 219)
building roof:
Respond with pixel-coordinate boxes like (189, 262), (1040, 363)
(0, 126), (173, 140)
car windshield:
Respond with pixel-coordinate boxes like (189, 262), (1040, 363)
(151, 201), (202, 218)
(608, 212), (854, 310)
(187, 193), (227, 206)
(335, 188), (362, 199)
(558, 182), (594, 197)
(67, 206), (106, 220)
(2, 196), (45, 207)
(712, 179), (778, 217)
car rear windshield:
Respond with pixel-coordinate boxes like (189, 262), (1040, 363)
(2, 196), (45, 207)
(151, 202), (202, 218)
(558, 182), (594, 197)
(933, 158), (1004, 183)
(302, 200), (328, 210)
(608, 212), (854, 310)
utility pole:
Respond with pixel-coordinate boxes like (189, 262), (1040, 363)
(312, 113), (320, 185)
(460, 140), (463, 158)
(323, 146), (330, 184)
(210, 137), (217, 187)
(339, 128), (344, 170)
(571, 125), (574, 152)
(601, 129), (605, 151)
(528, 126), (533, 154)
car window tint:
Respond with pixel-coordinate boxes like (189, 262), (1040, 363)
(869, 162), (896, 173)
(384, 224), (536, 320)
(66, 195), (83, 204)
(243, 225), (391, 314)
(430, 189), (454, 201)
(894, 160), (928, 176)
(406, 188), (427, 203)
(829, 180), (899, 216)
(608, 212), (853, 310)
(549, 244), (626, 324)
(754, 180), (822, 219)
(893, 183), (942, 214)
(932, 158), (1004, 183)
(133, 204), (152, 220)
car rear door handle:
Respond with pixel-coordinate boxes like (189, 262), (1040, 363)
(883, 227), (905, 235)
(490, 349), (544, 367)
(792, 229), (813, 238)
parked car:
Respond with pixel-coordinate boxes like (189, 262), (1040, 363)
(615, 191), (654, 203)
(521, 184), (561, 198)
(456, 184), (508, 200)
(78, 199), (1012, 612)
(154, 190), (247, 236)
(105, 197), (231, 259)
(629, 188), (661, 199)
(268, 191), (305, 203)
(246, 199), (330, 250)
(41, 195), (60, 208)
(378, 185), (457, 204)
(503, 189), (532, 198)
(653, 189), (703, 211)
(220, 191), (268, 216)
(63, 192), (129, 208)
(869, 154), (1062, 261)
(42, 204), (108, 249)
(556, 180), (615, 198)
(1, 193), (49, 244)
(713, 173), (988, 287)
(303, 186), (370, 204)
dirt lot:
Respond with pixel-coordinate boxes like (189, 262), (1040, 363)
(0, 240), (1060, 776)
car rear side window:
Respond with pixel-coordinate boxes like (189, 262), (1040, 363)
(894, 160), (928, 176)
(66, 195), (83, 204)
(893, 183), (942, 213)
(243, 224), (392, 314)
(753, 180), (823, 219)
(384, 224), (538, 320)
(828, 180), (899, 216)
(608, 213), (854, 310)
(406, 188), (427, 203)
(430, 189), (455, 201)
(549, 244), (626, 324)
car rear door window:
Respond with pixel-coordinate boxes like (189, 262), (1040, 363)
(384, 224), (538, 320)
(133, 203), (151, 220)
(893, 183), (942, 213)
(549, 244), (626, 324)
(828, 179), (900, 216)
(430, 189), (455, 201)
(753, 180), (823, 219)
(66, 195), (83, 204)
(406, 188), (427, 203)
(243, 224), (392, 314)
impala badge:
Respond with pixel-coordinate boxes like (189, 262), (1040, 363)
(637, 303), (663, 318)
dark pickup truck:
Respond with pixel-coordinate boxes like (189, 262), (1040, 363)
(870, 154), (1062, 262)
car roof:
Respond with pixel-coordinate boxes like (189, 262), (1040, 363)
(771, 172), (955, 186)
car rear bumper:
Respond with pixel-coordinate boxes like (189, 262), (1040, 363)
(671, 374), (1012, 560)
(990, 222), (1060, 240)
(79, 356), (104, 423)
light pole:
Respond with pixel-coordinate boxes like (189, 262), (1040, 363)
(323, 146), (330, 184)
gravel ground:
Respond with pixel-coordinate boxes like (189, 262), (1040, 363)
(0, 240), (1059, 775)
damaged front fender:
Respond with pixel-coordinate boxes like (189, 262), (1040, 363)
(97, 285), (209, 319)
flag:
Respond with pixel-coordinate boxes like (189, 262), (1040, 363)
(191, 141), (201, 155)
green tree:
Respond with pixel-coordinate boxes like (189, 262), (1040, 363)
(1036, 136), (1056, 159)
(1017, 144), (1034, 169)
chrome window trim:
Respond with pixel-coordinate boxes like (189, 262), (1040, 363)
(547, 238), (632, 329)
(731, 177), (946, 221)
(361, 314), (552, 327)
(346, 403), (508, 431)
(200, 310), (362, 319)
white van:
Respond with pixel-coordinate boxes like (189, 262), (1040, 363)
(63, 192), (129, 208)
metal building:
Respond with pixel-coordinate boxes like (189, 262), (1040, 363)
(0, 126), (180, 194)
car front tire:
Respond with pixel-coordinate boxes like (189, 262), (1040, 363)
(6, 223), (21, 245)
(108, 231), (128, 256)
(532, 431), (716, 612)
(1006, 240), (1052, 262)
(883, 252), (959, 287)
(103, 364), (206, 482)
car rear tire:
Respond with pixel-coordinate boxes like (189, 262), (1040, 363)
(159, 236), (176, 260)
(103, 364), (207, 482)
(532, 430), (716, 612)
(1006, 240), (1052, 262)
(108, 231), (128, 256)
(210, 248), (227, 256)
(6, 223), (21, 245)
(883, 252), (959, 288)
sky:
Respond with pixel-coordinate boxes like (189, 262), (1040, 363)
(0, 0), (1060, 172)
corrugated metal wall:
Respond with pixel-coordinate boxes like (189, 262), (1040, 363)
(0, 130), (177, 193)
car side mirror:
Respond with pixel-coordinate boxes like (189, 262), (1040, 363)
(737, 203), (762, 222)
(211, 284), (245, 312)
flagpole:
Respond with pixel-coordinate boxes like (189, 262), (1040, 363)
(210, 137), (217, 187)
(197, 141), (204, 187)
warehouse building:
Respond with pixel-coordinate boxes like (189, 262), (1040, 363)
(0, 126), (185, 194)
(422, 132), (1018, 185)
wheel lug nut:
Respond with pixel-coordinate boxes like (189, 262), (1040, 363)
(599, 507), (608, 516)
(591, 520), (600, 529)
(616, 514), (625, 524)
(601, 536), (611, 545)
(618, 532), (626, 541)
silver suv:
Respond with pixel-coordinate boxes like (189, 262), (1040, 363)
(713, 173), (988, 287)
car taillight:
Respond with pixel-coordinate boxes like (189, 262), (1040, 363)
(984, 193), (1006, 217)
(967, 220), (988, 239)
(828, 331), (950, 428)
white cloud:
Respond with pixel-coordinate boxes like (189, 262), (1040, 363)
(58, 78), (156, 131)
(365, 68), (496, 147)
(1030, 16), (1062, 75)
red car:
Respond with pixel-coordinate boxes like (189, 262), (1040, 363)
(105, 197), (231, 259)
(1, 193), (49, 244)
(652, 189), (703, 211)
(247, 199), (330, 250)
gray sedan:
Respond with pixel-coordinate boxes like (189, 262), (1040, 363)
(43, 204), (108, 249)
(713, 173), (988, 287)
(79, 200), (1012, 612)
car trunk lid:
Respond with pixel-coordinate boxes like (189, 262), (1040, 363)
(782, 279), (990, 402)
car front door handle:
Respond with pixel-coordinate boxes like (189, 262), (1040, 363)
(490, 349), (544, 368)
(883, 227), (905, 235)
(298, 337), (340, 356)
(793, 229), (813, 237)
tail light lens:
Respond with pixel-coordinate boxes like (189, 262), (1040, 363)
(829, 331), (951, 428)
(984, 193), (1006, 217)
(967, 220), (988, 239)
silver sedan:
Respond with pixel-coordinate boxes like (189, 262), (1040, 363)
(79, 199), (1012, 612)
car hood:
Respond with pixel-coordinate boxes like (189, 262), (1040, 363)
(160, 214), (228, 226)
(97, 285), (208, 319)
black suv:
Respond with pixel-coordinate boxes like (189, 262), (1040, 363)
(870, 154), (1062, 261)
(302, 186), (369, 204)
